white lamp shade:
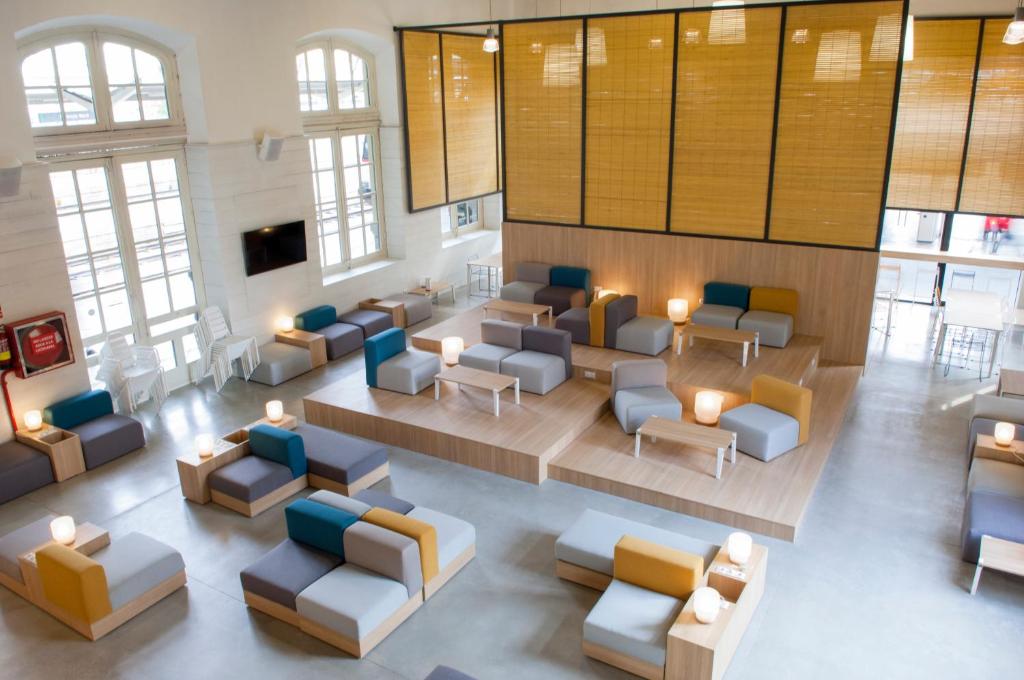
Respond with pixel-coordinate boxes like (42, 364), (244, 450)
(24, 410), (43, 431)
(277, 316), (295, 333)
(692, 586), (721, 624)
(598, 289), (619, 299)
(668, 298), (689, 323)
(50, 516), (76, 545)
(265, 400), (284, 423)
(483, 28), (500, 53)
(994, 421), (1015, 446)
(195, 433), (215, 458)
(694, 391), (724, 425)
(727, 532), (753, 566)
(441, 336), (464, 365)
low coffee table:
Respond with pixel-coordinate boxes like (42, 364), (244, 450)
(483, 299), (553, 326)
(275, 329), (327, 368)
(434, 365), (520, 417)
(677, 324), (759, 367)
(408, 281), (456, 305)
(634, 416), (737, 479)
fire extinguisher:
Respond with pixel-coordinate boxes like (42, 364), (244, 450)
(0, 306), (11, 370)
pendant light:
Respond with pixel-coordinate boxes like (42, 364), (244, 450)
(483, 0), (500, 53)
(1005, 2), (1024, 45)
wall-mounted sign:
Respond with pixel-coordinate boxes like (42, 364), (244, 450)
(7, 311), (75, 379)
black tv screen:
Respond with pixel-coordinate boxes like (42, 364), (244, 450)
(242, 220), (307, 276)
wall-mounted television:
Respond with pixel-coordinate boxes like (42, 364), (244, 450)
(242, 220), (307, 276)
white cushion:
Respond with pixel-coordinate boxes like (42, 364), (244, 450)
(407, 507), (475, 570)
(93, 532), (185, 610)
(296, 564), (409, 640)
(583, 579), (683, 667)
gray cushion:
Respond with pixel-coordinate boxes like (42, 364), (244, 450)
(296, 563), (410, 640)
(534, 285), (586, 317)
(615, 316), (674, 356)
(961, 491), (1024, 563)
(295, 423), (388, 485)
(71, 414), (145, 469)
(385, 293), (433, 327)
(500, 350), (566, 395)
(250, 342), (313, 386)
(967, 458), (1024, 498)
(555, 307), (590, 345)
(0, 514), (57, 583)
(425, 666), (478, 680)
(691, 304), (744, 329)
(499, 280), (546, 305)
(605, 296), (639, 347)
(614, 387), (682, 435)
(719, 403), (800, 462)
(354, 489), (415, 515)
(611, 359), (668, 394)
(516, 262), (552, 285)
(307, 490), (372, 517)
(240, 538), (342, 611)
(339, 309), (393, 338)
(321, 322), (364, 360)
(738, 310), (793, 348)
(523, 326), (572, 379)
(458, 343), (518, 373)
(377, 349), (441, 395)
(408, 506), (475, 571)
(92, 532), (185, 610)
(583, 579), (684, 668)
(0, 440), (54, 505)
(343, 522), (423, 597)
(555, 508), (719, 576)
(208, 455), (295, 503)
(480, 319), (524, 350)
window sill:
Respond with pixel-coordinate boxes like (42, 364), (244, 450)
(442, 229), (497, 249)
(322, 258), (397, 287)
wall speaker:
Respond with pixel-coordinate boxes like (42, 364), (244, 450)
(257, 133), (284, 162)
(0, 156), (23, 198)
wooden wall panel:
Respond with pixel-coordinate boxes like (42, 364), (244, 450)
(401, 31), (447, 210)
(503, 20), (583, 224)
(502, 221), (878, 365)
(887, 19), (979, 212)
(442, 34), (499, 202)
(769, 1), (903, 248)
(671, 7), (781, 238)
(585, 13), (676, 230)
(959, 19), (1024, 217)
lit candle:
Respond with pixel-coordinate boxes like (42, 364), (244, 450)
(49, 516), (76, 545)
(265, 400), (284, 423)
(277, 316), (295, 333)
(694, 391), (724, 425)
(727, 532), (752, 566)
(994, 421), (1015, 447)
(441, 337), (464, 366)
(692, 587), (721, 624)
(668, 298), (689, 323)
(195, 433), (215, 458)
(24, 410), (43, 432)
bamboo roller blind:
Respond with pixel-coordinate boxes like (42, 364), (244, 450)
(503, 20), (583, 224)
(401, 31), (446, 210)
(671, 7), (782, 238)
(887, 19), (979, 212)
(442, 34), (499, 203)
(959, 19), (1024, 217)
(585, 13), (676, 231)
(769, 1), (903, 248)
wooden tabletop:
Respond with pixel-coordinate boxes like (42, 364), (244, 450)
(276, 329), (323, 343)
(437, 364), (518, 391)
(484, 299), (552, 316)
(408, 281), (453, 295)
(176, 437), (242, 468)
(682, 324), (757, 344)
(637, 416), (734, 449)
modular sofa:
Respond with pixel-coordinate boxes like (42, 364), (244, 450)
(611, 360), (682, 434)
(383, 292), (433, 327)
(966, 394), (1024, 462)
(44, 389), (145, 470)
(739, 287), (798, 348)
(240, 490), (475, 657)
(500, 262), (592, 316)
(250, 341), (314, 386)
(557, 294), (673, 356)
(365, 327), (441, 395)
(0, 439), (55, 504)
(691, 282), (751, 329)
(294, 305), (365, 360)
(458, 320), (572, 395)
(719, 375), (812, 462)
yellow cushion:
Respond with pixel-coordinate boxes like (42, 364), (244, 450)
(363, 507), (439, 583)
(36, 544), (112, 623)
(749, 287), (798, 320)
(751, 374), (813, 445)
(612, 535), (703, 600)
(589, 293), (620, 347)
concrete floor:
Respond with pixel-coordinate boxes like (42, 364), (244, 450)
(1, 294), (1023, 679)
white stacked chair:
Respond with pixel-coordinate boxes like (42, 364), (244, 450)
(192, 307), (260, 392)
(97, 334), (167, 414)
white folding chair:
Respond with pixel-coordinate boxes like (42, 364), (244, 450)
(191, 307), (260, 392)
(97, 334), (167, 413)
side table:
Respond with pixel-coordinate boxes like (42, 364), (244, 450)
(16, 426), (86, 482)
(275, 329), (327, 368)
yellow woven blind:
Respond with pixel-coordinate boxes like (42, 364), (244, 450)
(887, 19), (979, 212)
(504, 20), (583, 224)
(671, 7), (782, 238)
(769, 1), (903, 248)
(585, 13), (676, 230)
(442, 34), (499, 202)
(402, 31), (446, 210)
(960, 19), (1024, 217)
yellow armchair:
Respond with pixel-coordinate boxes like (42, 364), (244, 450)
(750, 374), (812, 445)
(36, 544), (113, 624)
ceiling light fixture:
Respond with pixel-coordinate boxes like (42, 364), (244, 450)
(483, 0), (500, 53)
(1005, 2), (1024, 45)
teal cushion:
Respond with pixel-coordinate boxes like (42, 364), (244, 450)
(364, 327), (406, 388)
(704, 282), (750, 310)
(44, 390), (114, 430)
(295, 305), (337, 332)
(550, 266), (592, 302)
(249, 424), (307, 478)
(285, 499), (359, 558)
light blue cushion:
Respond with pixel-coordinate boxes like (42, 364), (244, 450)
(583, 579), (684, 667)
(296, 564), (411, 640)
(719, 403), (799, 462)
(613, 386), (682, 434)
(44, 390), (114, 430)
(295, 305), (338, 332)
(249, 424), (307, 478)
(285, 498), (359, 558)
(691, 304), (744, 330)
(364, 327), (407, 388)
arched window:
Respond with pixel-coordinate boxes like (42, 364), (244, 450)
(296, 38), (376, 120)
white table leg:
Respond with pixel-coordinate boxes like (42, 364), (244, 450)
(970, 559), (984, 595)
(742, 342), (749, 367)
(689, 335), (695, 348)
(932, 321), (948, 365)
(466, 263), (471, 298)
(754, 333), (759, 358)
(676, 333), (684, 355)
(514, 378), (520, 404)
(493, 390), (500, 417)
(533, 313), (539, 326)
(548, 307), (553, 325)
(715, 447), (724, 479)
(434, 378), (440, 400)
(634, 432), (641, 458)
(730, 433), (737, 463)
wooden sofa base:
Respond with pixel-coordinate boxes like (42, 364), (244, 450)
(211, 475), (309, 517)
(583, 640), (664, 680)
(308, 462), (390, 497)
(425, 543), (475, 599)
(243, 589), (300, 626)
(555, 559), (612, 592)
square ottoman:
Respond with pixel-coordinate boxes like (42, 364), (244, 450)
(322, 322), (365, 360)
(613, 386), (682, 434)
(295, 424), (388, 488)
(339, 309), (393, 339)
(241, 538), (343, 611)
(583, 579), (684, 668)
(691, 304), (744, 329)
(458, 343), (517, 373)
(500, 350), (565, 395)
(0, 440), (55, 504)
(377, 349), (441, 395)
(615, 316), (673, 356)
(250, 342), (314, 386)
(386, 293), (433, 327)
(555, 307), (590, 345)
(739, 310), (793, 348)
(534, 286), (586, 316)
(719, 403), (800, 462)
(71, 414), (146, 469)
(296, 563), (411, 644)
(209, 456), (295, 503)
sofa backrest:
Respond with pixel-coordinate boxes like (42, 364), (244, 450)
(613, 534), (703, 600)
(751, 374), (812, 445)
(295, 305), (337, 332)
(749, 287), (798, 320)
(516, 262), (551, 285)
(480, 319), (524, 350)
(363, 507), (439, 584)
(285, 498), (359, 558)
(364, 327), (407, 388)
(343, 521), (424, 598)
(249, 424), (307, 478)
(611, 359), (668, 396)
(704, 282), (750, 310)
(604, 295), (638, 348)
(522, 326), (572, 379)
(44, 389), (114, 430)
(36, 543), (112, 623)
(550, 266), (592, 301)
(588, 293), (620, 347)
(308, 489), (371, 517)
(971, 394), (1024, 426)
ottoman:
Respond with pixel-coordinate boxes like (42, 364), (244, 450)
(70, 414), (146, 469)
(719, 403), (800, 462)
(0, 440), (55, 504)
(250, 342), (313, 386)
(90, 532), (185, 610)
(208, 456), (294, 503)
(534, 285), (586, 316)
(615, 316), (673, 356)
(295, 424), (389, 493)
(500, 350), (565, 395)
(691, 303), (744, 329)
(377, 349), (441, 395)
(739, 310), (793, 348)
(321, 322), (365, 359)
(339, 309), (393, 339)
(458, 343), (517, 373)
(241, 538), (342, 611)
(555, 307), (590, 344)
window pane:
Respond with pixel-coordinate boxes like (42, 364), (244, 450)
(323, 231), (342, 266)
(102, 43), (135, 84)
(93, 252), (126, 288)
(129, 202), (159, 242)
(309, 82), (328, 112)
(54, 42), (91, 86)
(353, 82), (369, 109)
(76, 296), (103, 339)
(183, 332), (200, 363)
(306, 48), (326, 80)
(142, 278), (170, 318)
(58, 214), (87, 257)
(140, 84), (169, 120)
(164, 238), (190, 272)
(317, 170), (336, 203)
(154, 340), (177, 372)
(50, 171), (78, 210)
(110, 85), (142, 122)
(100, 288), (133, 331)
(169, 272), (196, 310)
(121, 162), (151, 198)
(157, 197), (185, 235)
(296, 52), (308, 81)
(150, 159), (178, 195)
(68, 260), (94, 295)
(349, 228), (365, 259)
(314, 137), (333, 169)
(77, 168), (111, 209)
(22, 48), (56, 87)
(84, 209), (118, 252)
(134, 49), (165, 84)
(63, 87), (96, 126)
(441, 207), (453, 234)
(137, 249), (164, 279)
(25, 88), (62, 127)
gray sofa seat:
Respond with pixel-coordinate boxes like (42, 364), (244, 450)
(377, 348), (441, 395)
(738, 310), (792, 348)
(555, 509), (719, 576)
(968, 458), (1024, 497)
(321, 322), (365, 360)
(614, 387), (682, 434)
(208, 456), (294, 502)
(308, 490), (372, 517)
(615, 316), (673, 356)
(71, 413), (145, 469)
(499, 281), (546, 304)
(500, 350), (565, 395)
(719, 403), (800, 462)
(294, 424), (388, 485)
(344, 522), (423, 597)
(534, 286), (586, 317)
(385, 293), (433, 327)
(691, 303), (744, 329)
(250, 342), (313, 386)
(556, 307), (591, 345)
(961, 491), (1024, 563)
(339, 309), (393, 339)
(296, 563), (410, 640)
(0, 513), (57, 583)
(583, 579), (684, 668)
(355, 489), (415, 515)
(240, 538), (343, 610)
(0, 440), (55, 505)
(458, 343), (518, 373)
(408, 506), (476, 570)
(92, 532), (185, 610)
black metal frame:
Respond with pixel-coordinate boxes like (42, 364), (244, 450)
(875, 0), (911, 250)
